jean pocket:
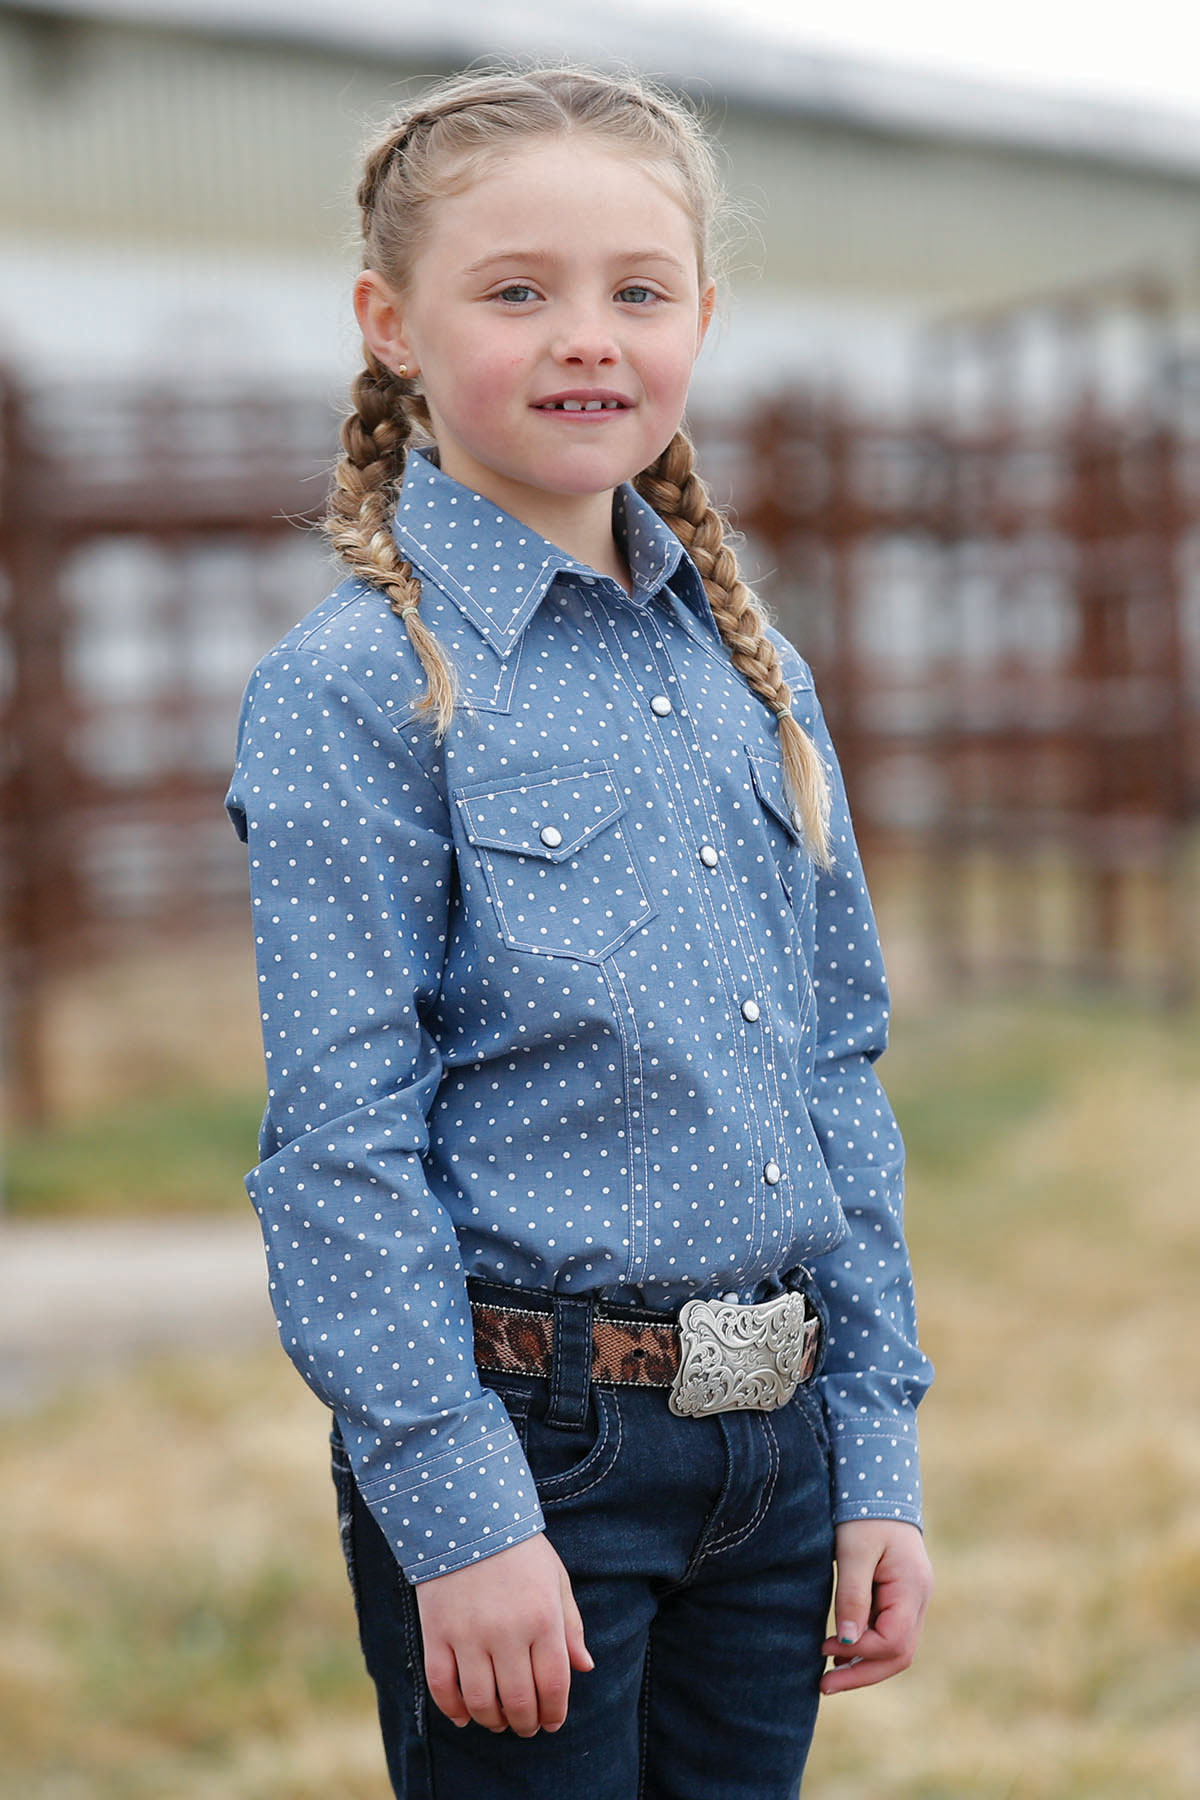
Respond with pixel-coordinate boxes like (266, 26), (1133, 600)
(792, 1384), (834, 1474)
(522, 1386), (624, 1505)
(480, 1370), (536, 1446)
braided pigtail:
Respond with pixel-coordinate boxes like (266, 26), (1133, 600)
(323, 354), (458, 735)
(637, 432), (833, 868)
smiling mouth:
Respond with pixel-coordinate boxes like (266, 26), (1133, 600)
(534, 398), (629, 412)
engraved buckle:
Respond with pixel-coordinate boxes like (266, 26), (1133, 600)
(668, 1292), (818, 1419)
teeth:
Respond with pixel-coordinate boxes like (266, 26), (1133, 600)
(547, 398), (621, 411)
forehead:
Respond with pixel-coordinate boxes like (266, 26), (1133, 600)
(426, 136), (700, 259)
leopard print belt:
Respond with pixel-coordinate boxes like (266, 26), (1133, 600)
(471, 1289), (823, 1409)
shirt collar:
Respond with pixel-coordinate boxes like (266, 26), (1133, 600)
(391, 446), (719, 658)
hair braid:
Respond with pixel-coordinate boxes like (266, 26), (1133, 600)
(637, 432), (833, 867)
(323, 352), (457, 733)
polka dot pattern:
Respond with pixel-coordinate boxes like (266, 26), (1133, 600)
(226, 448), (931, 1579)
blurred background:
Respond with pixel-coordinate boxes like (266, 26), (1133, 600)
(1, 2), (1198, 1796)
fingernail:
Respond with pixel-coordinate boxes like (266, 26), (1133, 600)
(837, 1622), (859, 1645)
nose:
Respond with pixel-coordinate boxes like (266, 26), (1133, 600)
(552, 303), (620, 368)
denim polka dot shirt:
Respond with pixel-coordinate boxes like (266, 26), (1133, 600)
(226, 447), (932, 1583)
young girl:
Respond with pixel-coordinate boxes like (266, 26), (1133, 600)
(227, 65), (932, 1799)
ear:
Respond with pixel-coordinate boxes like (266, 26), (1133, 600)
(353, 269), (418, 378)
(695, 278), (717, 355)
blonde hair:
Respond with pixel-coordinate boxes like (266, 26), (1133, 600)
(325, 65), (832, 865)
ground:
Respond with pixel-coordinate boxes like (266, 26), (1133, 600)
(2, 944), (1199, 1797)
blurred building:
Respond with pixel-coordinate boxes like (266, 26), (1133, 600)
(3, 0), (1200, 407)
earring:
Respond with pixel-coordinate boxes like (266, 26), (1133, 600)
(397, 363), (410, 378)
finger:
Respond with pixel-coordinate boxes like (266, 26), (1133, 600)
(823, 1563), (927, 1661)
(819, 1636), (914, 1695)
(821, 1602), (916, 1661)
(455, 1649), (508, 1733)
(821, 1621), (887, 1660)
(423, 1640), (470, 1728)
(830, 1551), (876, 1651)
(820, 1610), (919, 1691)
(530, 1630), (573, 1733)
(495, 1648), (542, 1738)
(871, 1583), (926, 1655)
(559, 1564), (594, 1675)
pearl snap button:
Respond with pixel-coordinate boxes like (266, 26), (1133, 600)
(763, 1160), (782, 1185)
(722, 1291), (740, 1304)
(539, 825), (563, 849)
(649, 694), (673, 716)
(740, 999), (761, 1023)
(699, 844), (719, 868)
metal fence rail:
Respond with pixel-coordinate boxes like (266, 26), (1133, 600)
(727, 390), (1196, 989)
(3, 313), (1198, 1118)
(0, 373), (336, 1119)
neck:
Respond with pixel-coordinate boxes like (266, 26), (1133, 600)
(521, 486), (630, 588)
(434, 451), (632, 593)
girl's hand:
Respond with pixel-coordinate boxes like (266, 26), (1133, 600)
(820, 1519), (933, 1695)
(415, 1533), (593, 1735)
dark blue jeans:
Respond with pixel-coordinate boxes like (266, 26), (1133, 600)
(331, 1292), (835, 1799)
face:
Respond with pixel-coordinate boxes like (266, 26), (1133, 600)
(355, 137), (715, 541)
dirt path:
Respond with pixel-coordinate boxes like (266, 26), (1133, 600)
(0, 1214), (275, 1411)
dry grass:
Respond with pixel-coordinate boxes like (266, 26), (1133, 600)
(5, 935), (263, 1215)
(2, 981), (1199, 1796)
(805, 999), (1200, 1800)
(1, 1352), (390, 1800)
(27, 933), (265, 1121)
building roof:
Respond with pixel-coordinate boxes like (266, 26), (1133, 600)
(11, 0), (1200, 181)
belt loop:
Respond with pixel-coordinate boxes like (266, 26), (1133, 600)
(546, 1293), (594, 1431)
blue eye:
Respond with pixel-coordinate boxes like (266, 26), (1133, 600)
(617, 286), (655, 305)
(496, 284), (537, 304)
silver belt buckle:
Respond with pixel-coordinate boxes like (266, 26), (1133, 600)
(668, 1291), (817, 1419)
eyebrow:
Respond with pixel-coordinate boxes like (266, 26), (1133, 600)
(464, 248), (689, 275)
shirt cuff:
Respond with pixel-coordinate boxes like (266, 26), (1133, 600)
(357, 1409), (546, 1584)
(829, 1417), (923, 1528)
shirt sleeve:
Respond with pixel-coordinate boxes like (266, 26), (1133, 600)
(803, 687), (933, 1529)
(225, 646), (545, 1583)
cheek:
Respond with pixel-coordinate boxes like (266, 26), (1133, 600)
(645, 338), (699, 407)
(446, 341), (524, 411)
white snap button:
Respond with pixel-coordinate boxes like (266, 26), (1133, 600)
(699, 844), (719, 868)
(649, 694), (672, 716)
(740, 999), (761, 1023)
(763, 1160), (782, 1186)
(722, 1291), (740, 1305)
(539, 825), (563, 848)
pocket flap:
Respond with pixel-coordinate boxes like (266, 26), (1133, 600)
(745, 747), (804, 846)
(455, 762), (624, 862)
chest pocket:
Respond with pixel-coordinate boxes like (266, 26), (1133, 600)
(454, 761), (655, 961)
(746, 747), (812, 911)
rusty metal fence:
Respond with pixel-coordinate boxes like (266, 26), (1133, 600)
(727, 404), (1196, 992)
(0, 373), (337, 1119)
(728, 277), (1198, 996)
(3, 289), (1198, 1120)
